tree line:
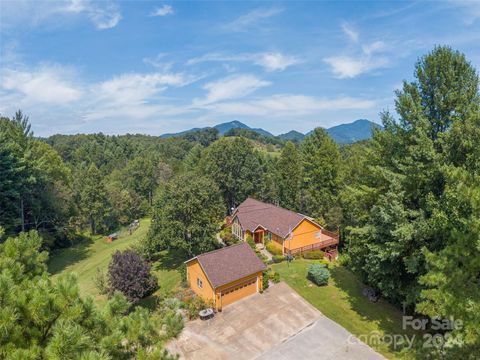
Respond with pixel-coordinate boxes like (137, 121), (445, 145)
(0, 45), (478, 358)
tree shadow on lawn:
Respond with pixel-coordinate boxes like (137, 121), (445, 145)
(47, 235), (94, 275)
(329, 266), (416, 354)
(152, 248), (186, 271)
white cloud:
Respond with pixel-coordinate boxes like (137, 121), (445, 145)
(324, 25), (389, 78)
(205, 94), (376, 117)
(2, 65), (82, 104)
(324, 55), (389, 78)
(223, 7), (283, 31)
(254, 53), (300, 72)
(150, 4), (174, 17)
(0, 0), (122, 30)
(194, 74), (271, 105)
(341, 22), (359, 42)
(85, 71), (199, 121)
(187, 51), (300, 72)
(448, 0), (480, 24)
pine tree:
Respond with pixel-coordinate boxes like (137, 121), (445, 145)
(299, 128), (341, 227)
(276, 141), (301, 210)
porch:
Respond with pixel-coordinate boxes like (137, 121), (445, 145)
(285, 229), (340, 256)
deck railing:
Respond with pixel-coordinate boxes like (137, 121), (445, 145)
(286, 229), (339, 255)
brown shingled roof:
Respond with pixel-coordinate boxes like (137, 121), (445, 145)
(233, 198), (317, 238)
(188, 243), (266, 289)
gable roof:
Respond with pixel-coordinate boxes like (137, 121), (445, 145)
(186, 242), (266, 289)
(232, 198), (321, 238)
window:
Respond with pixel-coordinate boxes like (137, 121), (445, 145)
(315, 231), (322, 239)
(197, 278), (203, 288)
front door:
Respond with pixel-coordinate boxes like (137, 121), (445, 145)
(254, 231), (263, 243)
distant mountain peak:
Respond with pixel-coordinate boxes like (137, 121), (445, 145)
(160, 119), (381, 144)
(326, 119), (381, 144)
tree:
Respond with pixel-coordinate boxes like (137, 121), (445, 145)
(200, 137), (262, 210)
(276, 141), (301, 210)
(0, 113), (72, 242)
(108, 250), (158, 303)
(0, 231), (175, 359)
(417, 168), (480, 359)
(124, 156), (157, 205)
(300, 128), (341, 227)
(0, 124), (25, 234)
(79, 164), (109, 235)
(146, 172), (224, 257)
(344, 46), (480, 308)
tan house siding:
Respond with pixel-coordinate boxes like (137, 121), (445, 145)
(186, 259), (264, 311)
(284, 219), (322, 252)
(186, 259), (215, 303)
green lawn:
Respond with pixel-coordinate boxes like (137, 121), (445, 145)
(48, 219), (181, 306)
(272, 259), (417, 360)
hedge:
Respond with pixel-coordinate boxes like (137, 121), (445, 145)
(307, 263), (330, 286)
(266, 242), (283, 256)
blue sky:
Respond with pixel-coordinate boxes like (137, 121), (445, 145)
(1, 1), (479, 136)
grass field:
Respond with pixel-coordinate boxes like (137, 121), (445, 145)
(272, 259), (417, 360)
(48, 219), (181, 306)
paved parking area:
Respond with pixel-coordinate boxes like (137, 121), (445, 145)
(167, 282), (384, 360)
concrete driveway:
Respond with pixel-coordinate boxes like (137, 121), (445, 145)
(167, 282), (384, 360)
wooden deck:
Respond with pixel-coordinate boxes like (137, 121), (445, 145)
(287, 229), (339, 255)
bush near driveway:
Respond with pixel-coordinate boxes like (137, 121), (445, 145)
(272, 255), (285, 263)
(307, 263), (330, 286)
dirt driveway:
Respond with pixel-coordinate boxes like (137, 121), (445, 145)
(167, 282), (384, 360)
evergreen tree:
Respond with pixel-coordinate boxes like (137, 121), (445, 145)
(0, 231), (175, 359)
(276, 141), (301, 210)
(79, 164), (109, 235)
(345, 46), (480, 307)
(418, 168), (480, 359)
(200, 137), (262, 210)
(300, 128), (341, 227)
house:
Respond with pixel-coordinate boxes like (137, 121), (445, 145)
(231, 198), (339, 256)
(185, 242), (266, 311)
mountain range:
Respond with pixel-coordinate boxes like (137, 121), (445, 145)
(161, 119), (382, 144)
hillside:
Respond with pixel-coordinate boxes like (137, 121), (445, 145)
(161, 119), (381, 144)
(161, 120), (273, 138)
(278, 130), (305, 141)
(326, 119), (382, 144)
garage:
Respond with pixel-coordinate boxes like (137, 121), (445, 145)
(185, 242), (266, 310)
(221, 277), (258, 307)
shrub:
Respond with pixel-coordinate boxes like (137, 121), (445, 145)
(307, 263), (330, 286)
(318, 259), (331, 268)
(162, 309), (184, 338)
(268, 271), (280, 283)
(273, 272), (280, 283)
(266, 242), (283, 256)
(246, 234), (255, 249)
(222, 232), (238, 246)
(272, 255), (285, 263)
(262, 269), (269, 291)
(179, 263), (187, 285)
(187, 296), (213, 320)
(302, 250), (325, 260)
(93, 268), (109, 295)
(285, 254), (294, 263)
(337, 253), (350, 266)
(108, 249), (158, 303)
